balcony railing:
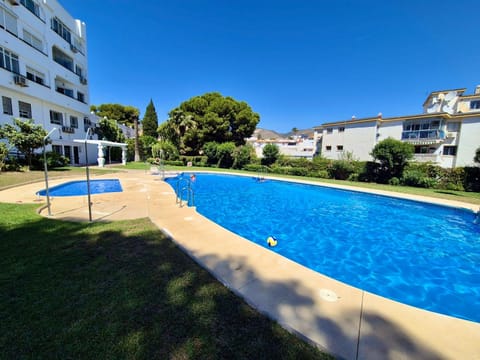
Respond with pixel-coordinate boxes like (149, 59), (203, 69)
(401, 130), (445, 141)
(413, 154), (440, 163)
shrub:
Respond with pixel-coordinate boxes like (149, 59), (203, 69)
(164, 160), (184, 166)
(0, 142), (7, 171)
(388, 177), (400, 186)
(371, 138), (414, 182)
(328, 160), (356, 180)
(464, 166), (480, 192)
(401, 169), (437, 188)
(261, 144), (279, 166)
(437, 167), (465, 191)
(243, 164), (266, 172)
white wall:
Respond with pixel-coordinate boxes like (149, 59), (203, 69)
(455, 117), (480, 167)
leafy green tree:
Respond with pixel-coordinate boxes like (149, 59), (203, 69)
(142, 99), (159, 138)
(474, 147), (480, 163)
(152, 140), (179, 161)
(91, 103), (141, 161)
(159, 92), (260, 155)
(203, 141), (219, 165)
(262, 143), (280, 166)
(371, 138), (414, 182)
(140, 135), (158, 160)
(0, 119), (47, 170)
(216, 142), (236, 168)
(97, 116), (125, 142)
(233, 144), (254, 169)
(0, 142), (8, 171)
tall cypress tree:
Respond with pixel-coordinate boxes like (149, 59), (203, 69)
(142, 99), (159, 138)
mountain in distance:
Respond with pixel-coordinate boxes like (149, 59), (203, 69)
(252, 127), (316, 140)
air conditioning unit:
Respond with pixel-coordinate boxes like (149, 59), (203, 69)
(13, 75), (28, 87)
(8, 0), (20, 5)
(447, 132), (455, 138)
(70, 44), (78, 53)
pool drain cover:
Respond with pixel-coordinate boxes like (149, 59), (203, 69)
(319, 288), (339, 302)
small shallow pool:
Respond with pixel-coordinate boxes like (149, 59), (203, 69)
(37, 179), (123, 197)
(166, 173), (480, 322)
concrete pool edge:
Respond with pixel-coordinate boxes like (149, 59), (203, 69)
(1, 170), (479, 359)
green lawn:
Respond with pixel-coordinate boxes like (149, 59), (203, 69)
(0, 203), (331, 359)
(0, 166), (119, 189)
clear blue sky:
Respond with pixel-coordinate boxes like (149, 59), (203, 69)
(60, 0), (479, 133)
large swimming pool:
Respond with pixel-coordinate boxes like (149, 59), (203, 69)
(166, 173), (480, 323)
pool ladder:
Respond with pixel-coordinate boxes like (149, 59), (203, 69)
(256, 166), (268, 182)
(175, 176), (195, 207)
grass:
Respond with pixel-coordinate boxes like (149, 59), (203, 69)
(0, 166), (120, 189)
(0, 203), (332, 359)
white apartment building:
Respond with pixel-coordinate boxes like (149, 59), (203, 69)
(0, 0), (98, 164)
(248, 136), (320, 160)
(315, 86), (480, 168)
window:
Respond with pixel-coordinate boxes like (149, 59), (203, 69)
(326, 128), (333, 134)
(26, 67), (45, 85)
(52, 145), (62, 155)
(325, 145), (332, 151)
(23, 29), (43, 52)
(56, 86), (74, 98)
(2, 96), (13, 115)
(77, 92), (85, 103)
(20, 0), (42, 19)
(336, 145), (344, 151)
(446, 122), (460, 132)
(338, 127), (345, 132)
(52, 47), (73, 71)
(0, 7), (18, 36)
(18, 101), (32, 118)
(51, 17), (71, 44)
(75, 65), (83, 77)
(443, 146), (457, 156)
(0, 46), (20, 73)
(470, 100), (480, 110)
(49, 110), (63, 125)
(70, 116), (78, 128)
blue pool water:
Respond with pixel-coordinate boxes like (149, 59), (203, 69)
(37, 179), (123, 197)
(166, 173), (480, 322)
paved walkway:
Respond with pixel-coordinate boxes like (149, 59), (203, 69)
(1, 170), (479, 360)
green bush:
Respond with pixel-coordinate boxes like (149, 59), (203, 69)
(243, 164), (267, 172)
(328, 160), (356, 180)
(312, 170), (330, 179)
(401, 169), (437, 188)
(164, 160), (184, 166)
(388, 177), (400, 186)
(0, 143), (8, 171)
(464, 166), (480, 192)
(437, 167), (465, 191)
(30, 152), (69, 170)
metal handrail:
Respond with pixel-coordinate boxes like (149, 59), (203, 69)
(175, 175), (195, 207)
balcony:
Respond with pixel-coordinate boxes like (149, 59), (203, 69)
(401, 130), (445, 144)
(413, 153), (440, 163)
(62, 126), (75, 134)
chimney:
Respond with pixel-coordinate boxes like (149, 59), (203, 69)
(475, 85), (480, 95)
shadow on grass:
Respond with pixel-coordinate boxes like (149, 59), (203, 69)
(433, 190), (462, 196)
(0, 203), (449, 359)
(0, 204), (331, 359)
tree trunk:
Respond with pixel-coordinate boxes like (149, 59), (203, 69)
(134, 117), (140, 162)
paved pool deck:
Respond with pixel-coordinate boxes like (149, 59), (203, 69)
(1, 169), (479, 360)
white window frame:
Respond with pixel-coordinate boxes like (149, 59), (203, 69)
(18, 101), (32, 118)
(2, 96), (13, 115)
(49, 110), (63, 125)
